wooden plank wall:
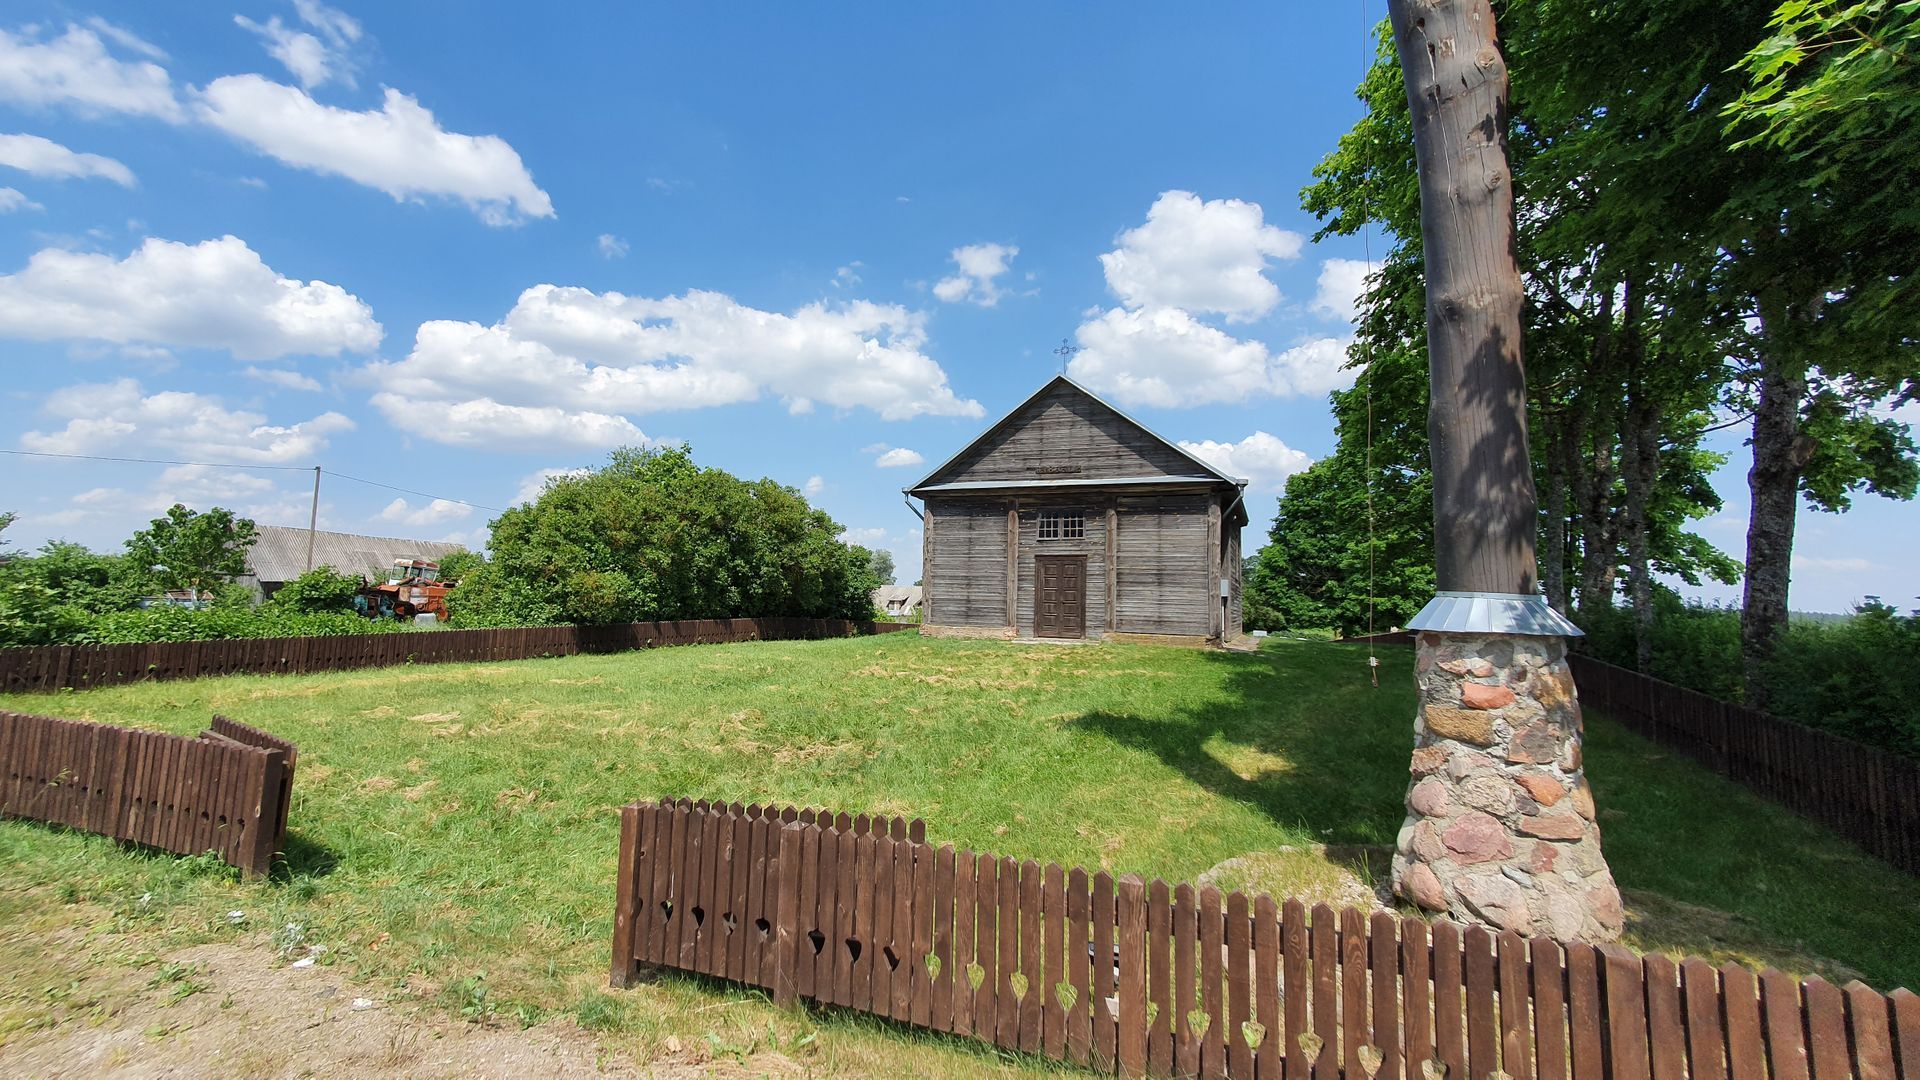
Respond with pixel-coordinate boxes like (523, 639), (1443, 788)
(1115, 494), (1212, 637)
(1016, 501), (1109, 637)
(925, 383), (1204, 487)
(1341, 633), (1920, 876)
(0, 710), (293, 876)
(1225, 523), (1243, 636)
(925, 499), (1011, 628)
(612, 799), (1920, 1080)
(0, 618), (916, 694)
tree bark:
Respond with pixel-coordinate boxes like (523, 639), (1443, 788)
(1542, 411), (1571, 612)
(1615, 281), (1659, 671)
(1389, 0), (1539, 595)
(1576, 287), (1620, 620)
(1740, 306), (1813, 710)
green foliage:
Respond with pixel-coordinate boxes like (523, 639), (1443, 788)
(83, 604), (390, 644)
(123, 506), (258, 596)
(269, 566), (366, 615)
(1579, 594), (1920, 759)
(451, 445), (878, 627)
(0, 575), (91, 647)
(866, 547), (896, 587)
(435, 548), (484, 584)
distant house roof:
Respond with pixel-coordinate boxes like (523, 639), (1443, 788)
(246, 525), (468, 585)
(871, 585), (923, 612)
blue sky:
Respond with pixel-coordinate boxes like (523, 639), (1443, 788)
(0, 3), (1912, 614)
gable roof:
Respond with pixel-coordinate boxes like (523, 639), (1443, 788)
(905, 374), (1246, 495)
(245, 525), (469, 584)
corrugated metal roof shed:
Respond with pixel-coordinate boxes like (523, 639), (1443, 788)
(246, 525), (469, 585)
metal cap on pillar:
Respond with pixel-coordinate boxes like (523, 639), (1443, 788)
(1404, 591), (1584, 638)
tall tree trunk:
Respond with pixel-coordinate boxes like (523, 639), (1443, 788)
(1576, 288), (1619, 620)
(1386, 0), (1622, 943)
(1616, 281), (1659, 671)
(1740, 303), (1814, 710)
(1543, 410), (1571, 612)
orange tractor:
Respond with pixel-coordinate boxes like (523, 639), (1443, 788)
(356, 558), (456, 622)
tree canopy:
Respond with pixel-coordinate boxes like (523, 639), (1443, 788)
(450, 445), (880, 627)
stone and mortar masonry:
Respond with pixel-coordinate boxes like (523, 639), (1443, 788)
(1391, 631), (1625, 942)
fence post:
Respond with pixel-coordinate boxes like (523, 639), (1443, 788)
(772, 821), (804, 1008)
(53, 645), (72, 691)
(246, 748), (286, 879)
(610, 803), (640, 988)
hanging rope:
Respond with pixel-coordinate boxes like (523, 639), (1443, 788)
(1360, 0), (1381, 689)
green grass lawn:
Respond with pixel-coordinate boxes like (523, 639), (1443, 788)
(2, 635), (1915, 1070)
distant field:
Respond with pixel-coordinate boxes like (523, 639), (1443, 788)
(2, 635), (1914, 1072)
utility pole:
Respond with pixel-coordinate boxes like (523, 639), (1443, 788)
(1384, 0), (1621, 942)
(305, 466), (321, 573)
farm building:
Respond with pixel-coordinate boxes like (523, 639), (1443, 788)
(906, 375), (1249, 645)
(237, 525), (468, 602)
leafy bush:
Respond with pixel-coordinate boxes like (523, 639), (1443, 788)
(84, 605), (395, 643)
(1578, 594), (1920, 760)
(450, 445), (878, 627)
(269, 566), (366, 615)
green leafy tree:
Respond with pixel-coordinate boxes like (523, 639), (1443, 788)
(436, 549), (484, 584)
(450, 445), (878, 626)
(270, 566), (366, 615)
(124, 506), (259, 599)
(866, 548), (896, 586)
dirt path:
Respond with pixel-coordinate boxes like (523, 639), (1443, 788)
(0, 939), (798, 1079)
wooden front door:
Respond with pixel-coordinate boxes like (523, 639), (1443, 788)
(1034, 556), (1086, 638)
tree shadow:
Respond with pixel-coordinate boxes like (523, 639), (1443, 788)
(1068, 640), (1416, 856)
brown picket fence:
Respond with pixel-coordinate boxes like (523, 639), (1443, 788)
(611, 798), (1918, 1080)
(0, 711), (296, 876)
(1335, 631), (1920, 875)
(0, 618), (916, 693)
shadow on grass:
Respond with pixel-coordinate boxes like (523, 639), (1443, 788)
(1067, 641), (1414, 895)
(273, 830), (340, 880)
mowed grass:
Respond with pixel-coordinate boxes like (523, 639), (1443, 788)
(1, 635), (1915, 1070)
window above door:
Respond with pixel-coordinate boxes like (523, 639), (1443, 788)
(1037, 509), (1084, 541)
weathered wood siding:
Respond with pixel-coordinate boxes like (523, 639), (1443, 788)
(1226, 521), (1243, 634)
(1113, 494), (1212, 636)
(924, 498), (1008, 628)
(1015, 501), (1107, 638)
(924, 383), (1202, 486)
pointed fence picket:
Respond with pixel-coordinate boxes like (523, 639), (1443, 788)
(0, 619), (917, 693)
(610, 798), (1918, 1079)
(0, 710), (294, 876)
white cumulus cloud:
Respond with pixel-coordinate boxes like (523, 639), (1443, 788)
(235, 0), (362, 90)
(597, 233), (629, 259)
(0, 187), (40, 213)
(0, 235), (383, 359)
(803, 475), (825, 496)
(194, 75), (554, 225)
(359, 284), (980, 449)
(872, 447), (924, 468)
(242, 366), (325, 392)
(0, 24), (183, 121)
(1069, 306), (1355, 407)
(933, 242), (1018, 307)
(0, 133), (136, 186)
(1098, 191), (1302, 322)
(1177, 432), (1314, 492)
(513, 466), (595, 505)
(22, 378), (354, 463)
(1310, 257), (1380, 323)
(371, 393), (650, 451)
(378, 496), (474, 527)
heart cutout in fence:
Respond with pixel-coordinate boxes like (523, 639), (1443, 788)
(1421, 1059), (1449, 1080)
(1186, 1008), (1212, 1038)
(844, 938), (862, 964)
(967, 962), (987, 991)
(924, 953), (942, 979)
(658, 900), (673, 918)
(1054, 982), (1078, 1011)
(1010, 972), (1030, 1000)
(691, 906), (706, 928)
(1358, 1044), (1385, 1077)
(883, 946), (901, 971)
(806, 930), (825, 956)
(1297, 1032), (1325, 1060)
(1146, 1002), (1160, 1027)
(1242, 1020), (1267, 1049)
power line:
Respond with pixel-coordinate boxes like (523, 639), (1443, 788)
(1, 448), (503, 514)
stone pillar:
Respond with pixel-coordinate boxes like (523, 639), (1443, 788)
(1391, 630), (1623, 942)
